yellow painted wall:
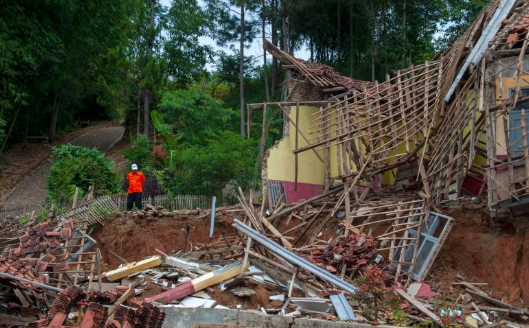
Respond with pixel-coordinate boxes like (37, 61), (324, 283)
(267, 106), (326, 185)
(267, 105), (359, 186)
(267, 95), (487, 188)
(328, 109), (357, 180)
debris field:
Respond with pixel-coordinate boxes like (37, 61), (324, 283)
(4, 1), (529, 328)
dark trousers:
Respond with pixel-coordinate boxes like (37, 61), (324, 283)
(127, 192), (143, 211)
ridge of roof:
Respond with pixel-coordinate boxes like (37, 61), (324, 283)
(264, 40), (380, 94)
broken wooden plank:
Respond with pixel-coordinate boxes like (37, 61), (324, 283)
(183, 246), (244, 259)
(108, 287), (134, 316)
(396, 289), (440, 323)
(103, 256), (162, 281)
(145, 261), (249, 304)
(0, 272), (63, 292)
(465, 289), (529, 316)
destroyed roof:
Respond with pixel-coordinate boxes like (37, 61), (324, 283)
(264, 40), (378, 93)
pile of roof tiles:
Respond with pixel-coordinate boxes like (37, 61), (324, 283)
(507, 12), (529, 44)
(81, 303), (108, 328)
(0, 257), (48, 299)
(0, 219), (75, 299)
(299, 59), (390, 94)
(112, 305), (136, 328)
(127, 300), (166, 328)
(9, 219), (73, 258)
(298, 234), (378, 274)
(25, 286), (166, 328)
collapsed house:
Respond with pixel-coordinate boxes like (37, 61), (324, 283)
(4, 1), (529, 327)
(246, 0), (529, 282)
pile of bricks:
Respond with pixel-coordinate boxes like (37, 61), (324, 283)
(299, 234), (378, 274)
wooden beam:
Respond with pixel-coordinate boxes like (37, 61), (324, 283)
(396, 289), (440, 323)
(323, 86), (347, 92)
(107, 287), (134, 316)
(489, 48), (529, 58)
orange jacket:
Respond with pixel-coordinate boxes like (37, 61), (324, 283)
(127, 171), (145, 193)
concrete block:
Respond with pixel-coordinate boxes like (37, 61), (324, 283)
(160, 307), (402, 328)
(293, 318), (399, 328)
(161, 308), (239, 328)
(238, 310), (293, 328)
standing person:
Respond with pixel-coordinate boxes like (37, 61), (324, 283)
(126, 164), (146, 211)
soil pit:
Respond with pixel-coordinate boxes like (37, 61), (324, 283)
(92, 203), (529, 306)
(92, 213), (237, 270)
(429, 207), (529, 304)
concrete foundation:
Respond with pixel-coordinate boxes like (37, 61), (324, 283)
(160, 307), (399, 328)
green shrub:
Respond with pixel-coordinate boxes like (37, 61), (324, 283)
(164, 131), (257, 196)
(47, 144), (120, 204)
(123, 134), (153, 171)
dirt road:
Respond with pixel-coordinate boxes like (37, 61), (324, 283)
(3, 126), (125, 207)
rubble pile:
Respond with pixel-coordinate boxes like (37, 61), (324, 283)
(24, 286), (164, 328)
(299, 234), (378, 274)
(125, 203), (245, 221)
(0, 192), (527, 328)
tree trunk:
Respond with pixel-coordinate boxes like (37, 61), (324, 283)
(1, 104), (22, 157)
(281, 0), (288, 53)
(48, 94), (60, 141)
(24, 106), (30, 147)
(402, 1), (410, 65)
(144, 0), (155, 136)
(271, 0), (278, 97)
(240, 2), (246, 139)
(370, 0), (376, 81)
(262, 0), (270, 102)
(337, 0), (341, 64)
(137, 88), (141, 136)
(349, 0), (354, 77)
(143, 97), (149, 137)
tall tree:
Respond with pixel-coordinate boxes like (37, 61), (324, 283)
(204, 0), (258, 138)
(261, 0), (270, 102)
(240, 2), (246, 138)
(144, 0), (156, 136)
(164, 0), (212, 86)
(0, 0), (142, 142)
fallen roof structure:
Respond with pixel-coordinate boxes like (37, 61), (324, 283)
(246, 0), (529, 291)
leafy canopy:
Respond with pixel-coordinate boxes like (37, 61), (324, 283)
(158, 87), (235, 146)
